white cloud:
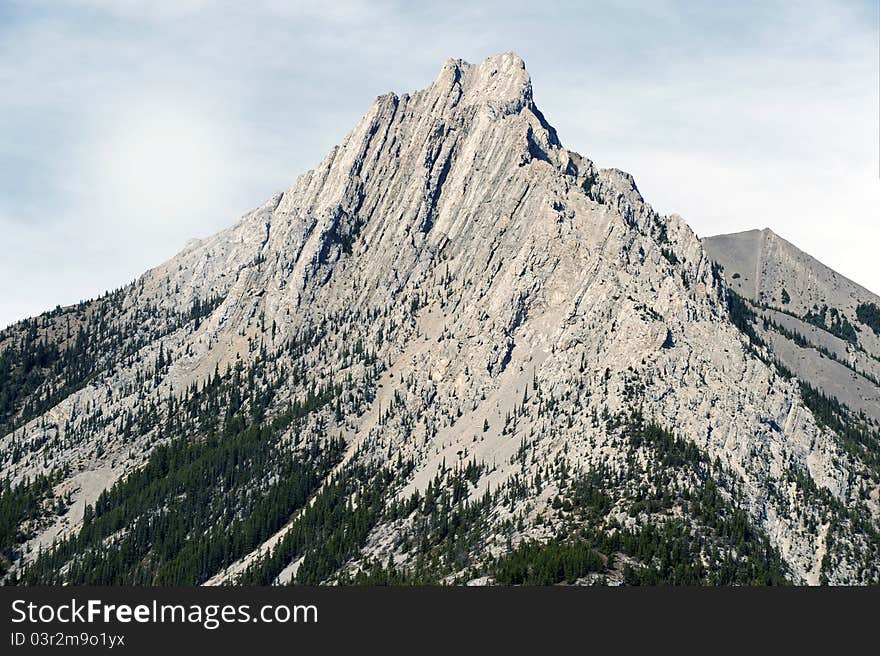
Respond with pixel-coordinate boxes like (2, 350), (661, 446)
(73, 93), (245, 241)
(1, 1), (877, 328)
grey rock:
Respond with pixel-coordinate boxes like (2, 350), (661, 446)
(2, 54), (878, 585)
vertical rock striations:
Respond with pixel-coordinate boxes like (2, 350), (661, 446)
(1, 54), (877, 585)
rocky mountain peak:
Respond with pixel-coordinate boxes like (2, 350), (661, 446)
(703, 228), (880, 424)
(1, 54), (878, 587)
(433, 52), (533, 114)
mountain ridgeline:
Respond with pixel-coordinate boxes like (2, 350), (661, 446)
(1, 54), (878, 585)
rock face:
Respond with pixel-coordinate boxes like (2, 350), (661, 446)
(703, 229), (880, 422)
(1, 54), (878, 586)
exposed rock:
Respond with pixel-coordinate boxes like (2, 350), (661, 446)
(2, 54), (877, 586)
(704, 228), (880, 421)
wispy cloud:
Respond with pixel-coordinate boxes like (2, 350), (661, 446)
(1, 0), (877, 327)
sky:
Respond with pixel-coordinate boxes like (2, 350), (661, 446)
(1, 0), (878, 328)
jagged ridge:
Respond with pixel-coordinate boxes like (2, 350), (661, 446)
(2, 53), (878, 585)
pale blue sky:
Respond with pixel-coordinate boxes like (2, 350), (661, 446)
(1, 1), (878, 327)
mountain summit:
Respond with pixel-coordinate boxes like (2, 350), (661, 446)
(1, 54), (877, 586)
(703, 229), (880, 425)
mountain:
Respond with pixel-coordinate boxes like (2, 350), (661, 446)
(703, 229), (880, 424)
(1, 54), (877, 586)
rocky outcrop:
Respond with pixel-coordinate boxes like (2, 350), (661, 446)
(2, 54), (877, 585)
(703, 229), (880, 422)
